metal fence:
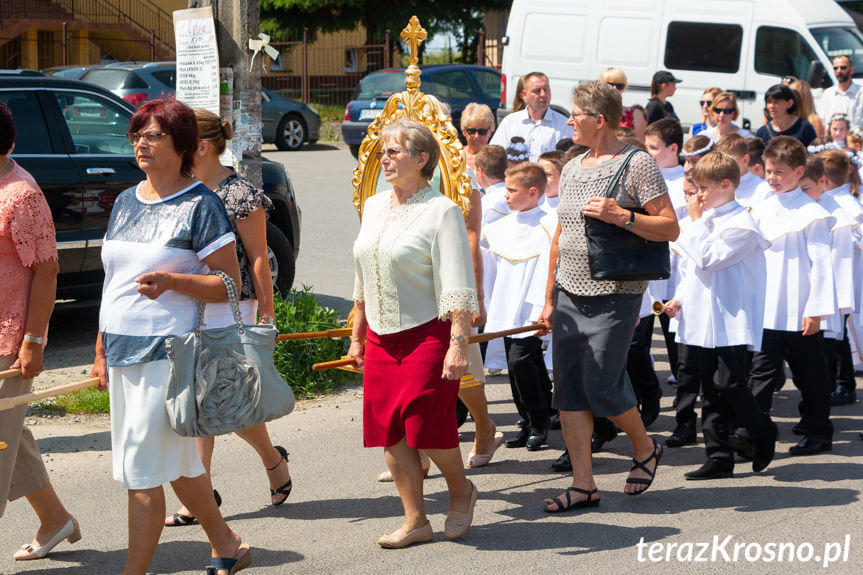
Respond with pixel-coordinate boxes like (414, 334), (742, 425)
(0, 29), (164, 70)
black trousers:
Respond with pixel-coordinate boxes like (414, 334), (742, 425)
(829, 319), (856, 391)
(750, 329), (833, 439)
(627, 314), (662, 399)
(674, 343), (701, 432)
(504, 336), (552, 429)
(656, 309), (680, 378)
(685, 345), (770, 463)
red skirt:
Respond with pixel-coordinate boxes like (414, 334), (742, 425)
(363, 319), (460, 449)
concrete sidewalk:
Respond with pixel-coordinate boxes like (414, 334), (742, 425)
(2, 365), (862, 575)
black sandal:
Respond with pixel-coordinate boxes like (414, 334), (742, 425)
(544, 486), (600, 513)
(268, 445), (292, 507)
(626, 439), (662, 496)
(166, 489), (222, 527)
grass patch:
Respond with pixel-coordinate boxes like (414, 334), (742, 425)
(32, 387), (110, 415)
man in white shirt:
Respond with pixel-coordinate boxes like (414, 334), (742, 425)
(490, 72), (573, 162)
(822, 55), (860, 127)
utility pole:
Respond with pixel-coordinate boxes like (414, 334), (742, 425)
(188, 0), (262, 187)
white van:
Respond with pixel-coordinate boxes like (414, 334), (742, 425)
(499, 0), (863, 130)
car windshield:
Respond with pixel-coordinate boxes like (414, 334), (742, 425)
(355, 72), (406, 99)
(810, 26), (863, 78)
(82, 69), (147, 90)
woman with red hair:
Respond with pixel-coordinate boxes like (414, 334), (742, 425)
(89, 98), (250, 575)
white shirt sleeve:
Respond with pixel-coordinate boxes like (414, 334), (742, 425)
(675, 219), (761, 272)
(804, 218), (838, 319)
(433, 203), (479, 320)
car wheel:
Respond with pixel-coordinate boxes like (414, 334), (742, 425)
(349, 144), (360, 158)
(266, 222), (295, 294)
(275, 114), (306, 151)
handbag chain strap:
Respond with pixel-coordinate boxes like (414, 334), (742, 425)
(195, 270), (245, 337)
(602, 145), (640, 199)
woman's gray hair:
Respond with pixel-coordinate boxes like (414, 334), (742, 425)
(573, 80), (623, 129)
(461, 102), (495, 131)
(381, 119), (440, 180)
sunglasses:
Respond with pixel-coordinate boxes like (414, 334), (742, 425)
(606, 82), (625, 91)
(374, 147), (404, 160)
(835, 65), (849, 71)
(714, 108), (735, 115)
(464, 128), (489, 136)
(699, 100), (713, 107)
(781, 76), (797, 85)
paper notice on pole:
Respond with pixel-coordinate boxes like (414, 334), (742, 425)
(173, 7), (220, 115)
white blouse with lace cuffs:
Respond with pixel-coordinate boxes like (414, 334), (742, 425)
(353, 186), (478, 335)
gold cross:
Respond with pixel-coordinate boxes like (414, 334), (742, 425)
(401, 16), (427, 66)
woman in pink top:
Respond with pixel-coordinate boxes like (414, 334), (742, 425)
(0, 101), (80, 561)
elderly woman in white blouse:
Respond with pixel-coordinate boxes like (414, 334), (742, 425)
(347, 119), (479, 549)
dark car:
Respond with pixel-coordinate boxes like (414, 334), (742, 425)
(341, 64), (502, 157)
(77, 62), (320, 150)
(0, 71), (301, 304)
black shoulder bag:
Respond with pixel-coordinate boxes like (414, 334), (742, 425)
(583, 147), (671, 281)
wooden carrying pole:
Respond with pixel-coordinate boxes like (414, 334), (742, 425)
(0, 368), (23, 380)
(0, 378), (100, 412)
(310, 323), (548, 371)
(276, 328), (352, 342)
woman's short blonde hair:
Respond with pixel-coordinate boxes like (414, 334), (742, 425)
(194, 108), (233, 155)
(599, 67), (627, 87)
(573, 80), (622, 129)
(461, 103), (495, 131)
(381, 119), (440, 181)
(710, 92), (739, 121)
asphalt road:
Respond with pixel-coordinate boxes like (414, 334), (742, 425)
(3, 143), (863, 574)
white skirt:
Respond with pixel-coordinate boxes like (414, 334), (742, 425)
(108, 359), (205, 490)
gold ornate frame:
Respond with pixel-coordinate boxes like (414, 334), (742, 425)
(350, 16), (473, 219)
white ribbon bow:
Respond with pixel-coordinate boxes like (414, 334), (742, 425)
(249, 33), (280, 72)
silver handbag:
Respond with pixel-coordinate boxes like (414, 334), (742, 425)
(164, 270), (295, 437)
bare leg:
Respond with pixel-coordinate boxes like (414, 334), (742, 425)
(544, 410), (596, 511)
(609, 406), (658, 495)
(171, 474), (244, 567)
(459, 385), (496, 455)
(124, 487), (165, 575)
(23, 483), (75, 546)
(168, 436), (216, 522)
(423, 446), (473, 514)
(383, 438), (428, 532)
(235, 423), (292, 505)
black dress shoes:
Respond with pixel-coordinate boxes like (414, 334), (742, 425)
(789, 436), (832, 455)
(638, 387), (662, 429)
(831, 386), (856, 406)
(729, 430), (754, 460)
(752, 421), (778, 473)
(590, 429), (618, 453)
(550, 450), (572, 472)
(685, 458), (734, 480)
(504, 427), (529, 448)
(526, 428), (548, 451)
(665, 428), (696, 447)
(549, 412), (561, 430)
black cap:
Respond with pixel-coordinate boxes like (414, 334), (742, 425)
(653, 70), (682, 84)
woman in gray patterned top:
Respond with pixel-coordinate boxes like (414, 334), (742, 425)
(165, 109), (292, 528)
(536, 81), (679, 512)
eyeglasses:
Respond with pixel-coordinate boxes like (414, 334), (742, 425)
(713, 107), (735, 115)
(570, 112), (600, 119)
(835, 65), (849, 71)
(127, 131), (171, 144)
(375, 147), (405, 160)
(781, 75), (797, 85)
(699, 100), (713, 107)
(464, 128), (489, 136)
(606, 82), (625, 91)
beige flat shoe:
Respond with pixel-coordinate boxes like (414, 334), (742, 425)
(444, 481), (478, 540)
(377, 520), (433, 549)
(377, 456), (430, 482)
(13, 517), (81, 561)
(466, 431), (504, 468)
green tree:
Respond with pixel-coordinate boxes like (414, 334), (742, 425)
(260, 0), (508, 63)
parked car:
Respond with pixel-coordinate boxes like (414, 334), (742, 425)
(341, 64), (502, 157)
(76, 61), (320, 150)
(0, 70), (301, 304)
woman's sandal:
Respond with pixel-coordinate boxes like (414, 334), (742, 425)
(377, 456), (431, 482)
(205, 543), (251, 575)
(166, 490), (222, 527)
(626, 438), (662, 496)
(544, 487), (600, 513)
(268, 445), (292, 507)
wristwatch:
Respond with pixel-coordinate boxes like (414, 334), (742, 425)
(451, 333), (468, 345)
(624, 210), (636, 231)
(23, 334), (43, 345)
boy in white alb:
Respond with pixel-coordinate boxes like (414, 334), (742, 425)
(483, 163), (553, 451)
(477, 145), (509, 226)
(749, 136), (837, 455)
(800, 156), (857, 407)
(713, 133), (771, 208)
(665, 151), (777, 478)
